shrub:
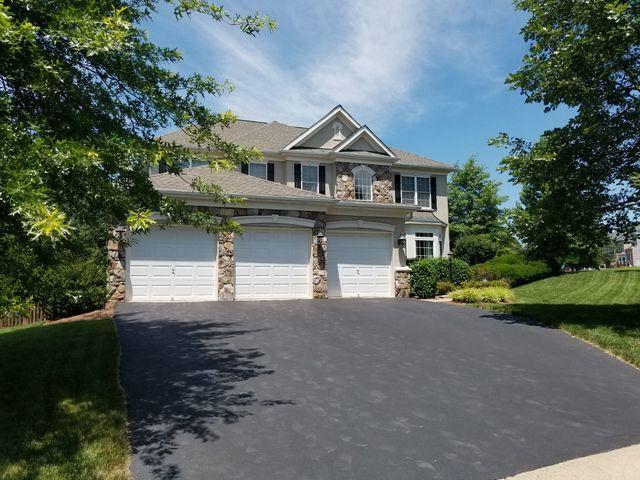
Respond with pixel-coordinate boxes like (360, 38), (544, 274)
(35, 257), (108, 319)
(410, 258), (473, 298)
(452, 234), (500, 265)
(436, 281), (455, 295)
(460, 278), (510, 289)
(450, 287), (514, 303)
(473, 254), (552, 286)
(0, 275), (33, 319)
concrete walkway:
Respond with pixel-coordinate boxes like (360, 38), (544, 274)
(503, 444), (640, 479)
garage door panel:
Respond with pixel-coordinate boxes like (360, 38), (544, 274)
(127, 227), (217, 302)
(328, 232), (392, 298)
(234, 228), (311, 300)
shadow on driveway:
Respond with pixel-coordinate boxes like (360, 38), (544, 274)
(116, 306), (294, 479)
(116, 299), (640, 480)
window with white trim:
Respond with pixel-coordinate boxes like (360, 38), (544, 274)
(353, 166), (374, 201)
(248, 162), (267, 179)
(401, 175), (431, 207)
(302, 164), (318, 192)
(415, 232), (434, 259)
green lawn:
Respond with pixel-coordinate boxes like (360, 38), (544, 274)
(0, 319), (130, 480)
(486, 268), (640, 368)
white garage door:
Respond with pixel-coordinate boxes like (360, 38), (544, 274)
(127, 227), (217, 302)
(328, 231), (393, 298)
(234, 228), (311, 300)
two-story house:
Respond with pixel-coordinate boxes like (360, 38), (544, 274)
(122, 106), (454, 302)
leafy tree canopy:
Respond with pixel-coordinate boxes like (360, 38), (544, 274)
(493, 0), (640, 268)
(448, 156), (509, 245)
(0, 0), (275, 242)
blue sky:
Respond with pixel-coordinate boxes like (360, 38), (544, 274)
(146, 0), (572, 207)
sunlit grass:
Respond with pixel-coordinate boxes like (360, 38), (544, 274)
(0, 319), (130, 480)
(484, 268), (640, 368)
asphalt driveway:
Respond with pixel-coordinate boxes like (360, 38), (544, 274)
(115, 299), (640, 480)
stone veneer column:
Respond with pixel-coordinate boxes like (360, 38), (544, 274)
(312, 214), (328, 298)
(217, 232), (235, 301)
(394, 268), (411, 298)
(106, 236), (126, 308)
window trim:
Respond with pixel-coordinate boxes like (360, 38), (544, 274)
(301, 163), (319, 193)
(352, 165), (375, 202)
(400, 175), (431, 208)
(415, 232), (435, 259)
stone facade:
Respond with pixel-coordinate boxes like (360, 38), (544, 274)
(217, 232), (235, 301)
(212, 207), (329, 300)
(335, 162), (394, 203)
(394, 269), (411, 298)
(312, 214), (328, 299)
(106, 236), (126, 308)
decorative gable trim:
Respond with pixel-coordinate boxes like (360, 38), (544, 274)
(334, 125), (396, 157)
(283, 105), (360, 150)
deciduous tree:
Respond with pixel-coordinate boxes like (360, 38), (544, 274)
(495, 0), (640, 268)
(448, 156), (509, 246)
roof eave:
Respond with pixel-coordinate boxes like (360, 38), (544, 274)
(156, 189), (334, 204)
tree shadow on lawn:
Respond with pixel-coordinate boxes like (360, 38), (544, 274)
(115, 312), (294, 480)
(480, 303), (640, 367)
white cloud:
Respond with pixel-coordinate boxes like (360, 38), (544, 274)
(184, 0), (514, 130)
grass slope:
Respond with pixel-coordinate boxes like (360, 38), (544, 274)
(489, 268), (640, 368)
(0, 319), (130, 480)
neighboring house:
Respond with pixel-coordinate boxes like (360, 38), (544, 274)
(115, 106), (454, 302)
(615, 227), (640, 267)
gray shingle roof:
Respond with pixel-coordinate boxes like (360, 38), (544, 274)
(150, 166), (329, 200)
(159, 120), (454, 171)
(407, 211), (448, 225)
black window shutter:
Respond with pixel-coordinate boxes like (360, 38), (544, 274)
(294, 164), (301, 189)
(267, 163), (275, 181)
(430, 176), (437, 210)
(318, 165), (326, 194)
(241, 163), (249, 175)
(394, 174), (401, 203)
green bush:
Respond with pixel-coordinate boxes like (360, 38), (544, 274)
(0, 275), (33, 319)
(35, 257), (108, 319)
(450, 286), (514, 303)
(436, 281), (455, 295)
(473, 254), (552, 286)
(460, 278), (510, 289)
(410, 258), (473, 298)
(452, 234), (500, 265)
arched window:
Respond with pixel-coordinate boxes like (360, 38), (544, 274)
(352, 166), (375, 201)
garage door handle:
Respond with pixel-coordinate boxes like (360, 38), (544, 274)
(171, 267), (175, 275)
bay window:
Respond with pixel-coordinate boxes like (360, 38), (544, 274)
(415, 232), (434, 259)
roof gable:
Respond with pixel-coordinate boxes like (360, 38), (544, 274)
(334, 125), (396, 157)
(283, 105), (360, 150)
